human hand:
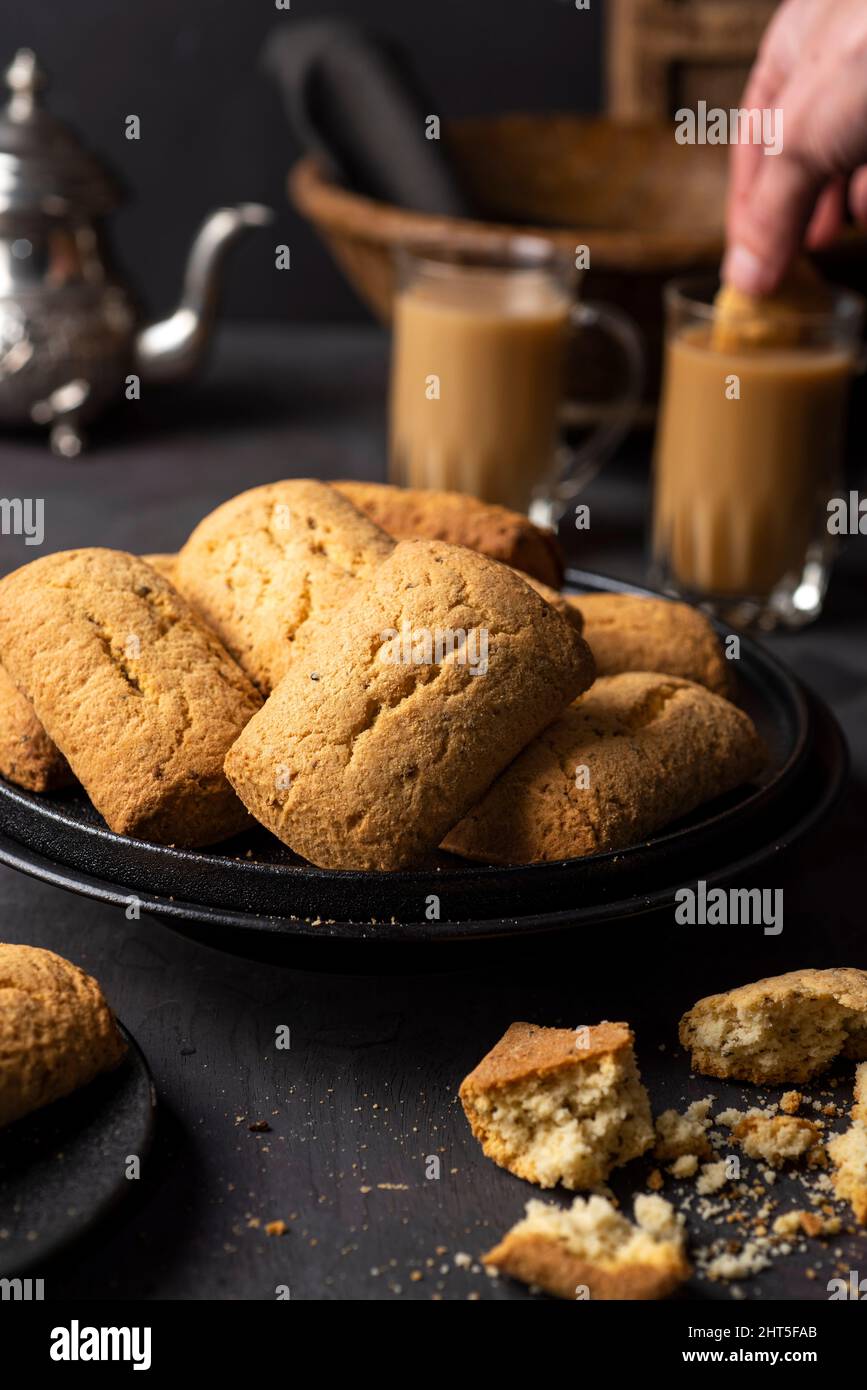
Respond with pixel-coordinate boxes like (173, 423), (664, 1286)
(723, 0), (867, 294)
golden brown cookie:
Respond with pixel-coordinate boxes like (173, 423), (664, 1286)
(484, 1193), (690, 1300)
(224, 538), (594, 870)
(514, 570), (581, 632)
(0, 663), (72, 792)
(459, 1021), (653, 1189)
(176, 479), (393, 693)
(0, 548), (262, 845)
(141, 552), (178, 584)
(679, 969), (867, 1085)
(0, 539), (576, 796)
(444, 672), (765, 864)
(333, 480), (563, 586)
(572, 593), (729, 694)
(0, 553), (179, 795)
(712, 261), (830, 353)
(0, 943), (127, 1128)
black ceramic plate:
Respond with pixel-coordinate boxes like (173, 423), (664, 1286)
(0, 1024), (156, 1276)
(0, 573), (847, 960)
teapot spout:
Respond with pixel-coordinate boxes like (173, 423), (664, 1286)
(134, 203), (272, 384)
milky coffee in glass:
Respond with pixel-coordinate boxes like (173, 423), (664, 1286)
(651, 280), (862, 628)
(389, 243), (642, 521)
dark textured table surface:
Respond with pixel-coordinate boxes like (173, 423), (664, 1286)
(0, 326), (865, 1302)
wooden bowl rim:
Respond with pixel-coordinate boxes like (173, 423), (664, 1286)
(289, 155), (727, 271)
(289, 109), (867, 272)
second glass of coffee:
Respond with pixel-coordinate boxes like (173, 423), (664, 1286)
(389, 240), (642, 524)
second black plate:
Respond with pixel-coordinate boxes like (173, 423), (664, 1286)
(0, 1024), (156, 1276)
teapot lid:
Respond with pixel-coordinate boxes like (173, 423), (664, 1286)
(0, 49), (121, 218)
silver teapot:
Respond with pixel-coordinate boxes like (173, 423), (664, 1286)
(0, 49), (272, 455)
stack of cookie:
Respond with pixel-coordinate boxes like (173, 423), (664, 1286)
(0, 479), (767, 870)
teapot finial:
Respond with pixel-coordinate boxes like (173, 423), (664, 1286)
(5, 48), (45, 121)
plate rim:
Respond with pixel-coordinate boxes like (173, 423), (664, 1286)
(0, 684), (847, 945)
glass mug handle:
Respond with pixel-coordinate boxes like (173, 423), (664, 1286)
(530, 301), (644, 528)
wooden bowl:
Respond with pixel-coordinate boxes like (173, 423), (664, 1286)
(289, 114), (730, 410)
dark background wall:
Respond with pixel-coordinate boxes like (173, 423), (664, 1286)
(5, 0), (604, 323)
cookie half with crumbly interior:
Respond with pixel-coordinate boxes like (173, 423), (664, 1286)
(0, 943), (127, 1128)
(828, 1117), (867, 1223)
(828, 1063), (867, 1223)
(459, 1021), (653, 1190)
(679, 969), (867, 1085)
(854, 1061), (867, 1123)
(484, 1193), (690, 1300)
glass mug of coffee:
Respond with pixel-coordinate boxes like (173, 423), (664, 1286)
(388, 239), (643, 526)
(651, 278), (864, 629)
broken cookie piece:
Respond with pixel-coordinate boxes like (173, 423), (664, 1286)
(828, 1115), (867, 1224)
(483, 1193), (690, 1300)
(668, 1154), (699, 1179)
(853, 1061), (867, 1124)
(459, 1021), (653, 1190)
(705, 1242), (770, 1283)
(654, 1097), (714, 1162)
(772, 1210), (841, 1239)
(732, 1114), (821, 1168)
(712, 261), (831, 353)
(679, 969), (867, 1084)
(780, 1090), (803, 1115)
(696, 1160), (729, 1195)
